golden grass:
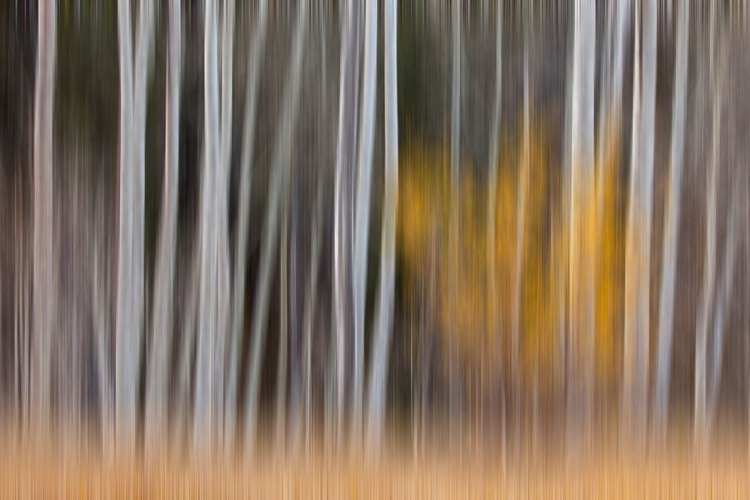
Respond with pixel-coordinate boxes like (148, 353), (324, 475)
(1, 441), (748, 498)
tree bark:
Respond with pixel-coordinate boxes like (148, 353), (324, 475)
(567, 0), (596, 449)
(486, 0), (503, 438)
(352, 0), (379, 449)
(449, 0), (462, 449)
(623, 0), (657, 451)
(31, 0), (57, 438)
(225, 0), (269, 449)
(243, 1), (308, 455)
(145, 0), (182, 455)
(706, 185), (742, 437)
(194, 0), (221, 455)
(366, 0), (399, 455)
(333, 0), (362, 449)
(652, 0), (689, 443)
(115, 0), (136, 453)
(695, 4), (725, 454)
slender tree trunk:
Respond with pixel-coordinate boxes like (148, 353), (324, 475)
(623, 0), (657, 451)
(652, 0), (689, 443)
(512, 5), (531, 446)
(276, 187), (290, 452)
(225, 0), (269, 449)
(115, 0), (136, 452)
(352, 0), (379, 449)
(145, 0), (182, 455)
(567, 0), (596, 450)
(333, 0), (362, 449)
(695, 5), (725, 454)
(214, 0), (236, 447)
(486, 2), (503, 449)
(706, 186), (742, 436)
(366, 0), (399, 455)
(243, 1), (308, 454)
(194, 0), (221, 455)
(301, 3), (330, 455)
(303, 175), (324, 454)
(449, 0), (462, 449)
(32, 0), (57, 441)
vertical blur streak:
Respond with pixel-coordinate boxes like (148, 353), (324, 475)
(226, 0), (269, 452)
(485, 0), (503, 461)
(32, 0), (57, 445)
(567, 0), (596, 450)
(214, 0), (237, 451)
(449, 0), (461, 448)
(707, 183), (741, 437)
(243, 0), (308, 456)
(333, 0), (361, 451)
(195, 0), (222, 456)
(512, 2), (530, 450)
(624, 0), (658, 452)
(653, 0), (689, 445)
(352, 0), (379, 450)
(115, 0), (135, 455)
(146, 0), (182, 457)
(366, 0), (398, 456)
(695, 5), (725, 452)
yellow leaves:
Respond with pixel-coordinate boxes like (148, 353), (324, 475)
(594, 132), (625, 384)
(397, 116), (625, 391)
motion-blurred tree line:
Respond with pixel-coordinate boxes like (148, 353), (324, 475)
(1, 0), (750, 461)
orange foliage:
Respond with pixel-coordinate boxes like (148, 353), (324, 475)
(397, 118), (625, 394)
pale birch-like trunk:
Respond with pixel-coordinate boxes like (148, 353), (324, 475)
(115, 0), (136, 452)
(225, 0), (268, 448)
(31, 0), (56, 442)
(333, 0), (362, 448)
(623, 0), (658, 450)
(352, 0), (379, 449)
(512, 7), (531, 443)
(449, 0), (462, 448)
(706, 186), (742, 437)
(695, 5), (725, 454)
(243, 1), (308, 454)
(301, 3), (330, 454)
(486, 2), (503, 435)
(652, 0), (689, 442)
(276, 190), (290, 452)
(194, 0), (221, 454)
(567, 0), (596, 447)
(213, 0), (236, 446)
(145, 0), (182, 455)
(303, 173), (325, 453)
(365, 0), (399, 455)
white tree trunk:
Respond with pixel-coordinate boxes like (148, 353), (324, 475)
(567, 0), (596, 447)
(449, 0), (462, 448)
(485, 0), (503, 455)
(623, 0), (657, 450)
(243, 1), (308, 454)
(194, 0), (221, 454)
(115, 0), (136, 453)
(366, 0), (399, 456)
(333, 0), (362, 449)
(352, 0), (379, 449)
(695, 5), (725, 454)
(145, 0), (182, 456)
(706, 186), (742, 436)
(512, 7), (532, 441)
(213, 0), (236, 446)
(31, 0), (57, 443)
(652, 0), (689, 443)
(225, 0), (268, 449)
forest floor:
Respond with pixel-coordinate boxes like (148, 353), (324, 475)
(1, 437), (748, 497)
